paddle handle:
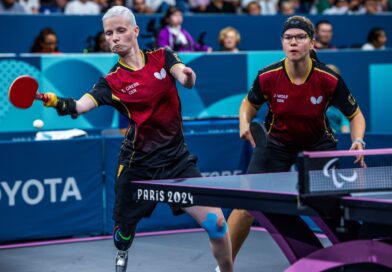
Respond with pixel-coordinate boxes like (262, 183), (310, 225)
(35, 92), (49, 103)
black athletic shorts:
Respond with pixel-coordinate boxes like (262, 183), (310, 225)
(252, 131), (337, 173)
(112, 152), (201, 225)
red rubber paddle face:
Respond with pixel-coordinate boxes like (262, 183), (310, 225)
(8, 75), (39, 109)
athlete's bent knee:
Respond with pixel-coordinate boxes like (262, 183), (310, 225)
(201, 213), (228, 239)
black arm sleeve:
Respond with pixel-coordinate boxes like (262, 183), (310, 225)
(88, 77), (113, 106)
(164, 48), (183, 72)
(247, 72), (266, 106)
(330, 77), (359, 119)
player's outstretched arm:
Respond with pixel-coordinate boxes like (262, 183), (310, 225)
(349, 109), (366, 167)
(43, 93), (97, 118)
(171, 64), (196, 89)
(349, 109), (366, 150)
(239, 97), (259, 148)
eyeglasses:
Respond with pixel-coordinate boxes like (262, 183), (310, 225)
(282, 34), (309, 43)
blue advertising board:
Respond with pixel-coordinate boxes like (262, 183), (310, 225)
(0, 138), (104, 242)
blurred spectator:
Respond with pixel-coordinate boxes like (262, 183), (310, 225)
(39, 0), (66, 14)
(244, 0), (261, 14)
(64, 0), (100, 14)
(205, 0), (237, 13)
(218, 26), (240, 52)
(314, 20), (336, 49)
(323, 0), (349, 14)
(145, 0), (175, 12)
(20, 0), (39, 13)
(362, 0), (383, 13)
(242, 0), (278, 14)
(30, 27), (60, 54)
(379, 0), (390, 11)
(130, 0), (154, 13)
(279, 0), (295, 14)
(326, 64), (350, 133)
(95, 0), (109, 12)
(362, 27), (388, 50)
(84, 31), (111, 53)
(157, 6), (211, 52)
(188, 0), (210, 12)
(0, 0), (26, 13)
(315, 0), (333, 14)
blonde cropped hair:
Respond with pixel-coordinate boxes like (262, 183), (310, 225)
(102, 6), (137, 27)
(218, 27), (241, 46)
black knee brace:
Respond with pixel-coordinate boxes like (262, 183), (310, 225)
(113, 224), (136, 251)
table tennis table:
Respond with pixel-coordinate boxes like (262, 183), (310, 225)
(131, 150), (392, 271)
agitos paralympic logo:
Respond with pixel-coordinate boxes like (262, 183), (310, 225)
(323, 158), (358, 188)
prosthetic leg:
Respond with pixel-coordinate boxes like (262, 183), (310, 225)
(113, 224), (136, 272)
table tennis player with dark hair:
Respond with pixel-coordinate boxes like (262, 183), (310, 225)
(42, 6), (233, 272)
(226, 15), (366, 265)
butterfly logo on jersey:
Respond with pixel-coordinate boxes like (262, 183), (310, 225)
(154, 68), (167, 80)
(310, 96), (323, 105)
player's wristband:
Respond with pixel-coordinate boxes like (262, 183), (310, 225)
(353, 139), (366, 148)
(55, 97), (78, 119)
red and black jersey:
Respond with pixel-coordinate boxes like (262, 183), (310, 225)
(88, 48), (187, 167)
(247, 58), (360, 149)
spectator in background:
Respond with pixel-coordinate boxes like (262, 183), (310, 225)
(130, 0), (154, 13)
(96, 0), (109, 12)
(157, 6), (211, 52)
(242, 0), (278, 14)
(323, 0), (349, 14)
(362, 0), (383, 13)
(144, 0), (175, 12)
(218, 27), (241, 52)
(205, 0), (237, 13)
(64, 0), (100, 14)
(244, 0), (261, 14)
(0, 0), (26, 13)
(314, 20), (336, 49)
(30, 27), (60, 53)
(362, 27), (388, 50)
(314, 0), (333, 14)
(85, 31), (111, 53)
(188, 0), (210, 12)
(326, 64), (350, 133)
(20, 0), (39, 13)
(39, 0), (66, 14)
(278, 0), (295, 14)
(347, 0), (362, 13)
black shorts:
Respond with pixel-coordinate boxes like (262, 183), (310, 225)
(112, 152), (201, 225)
(251, 132), (337, 173)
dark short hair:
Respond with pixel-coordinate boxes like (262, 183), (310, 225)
(367, 27), (384, 43)
(315, 20), (333, 30)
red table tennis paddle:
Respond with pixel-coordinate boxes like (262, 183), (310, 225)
(8, 75), (48, 109)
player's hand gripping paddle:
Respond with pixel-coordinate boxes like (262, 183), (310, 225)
(8, 75), (48, 109)
(247, 122), (268, 174)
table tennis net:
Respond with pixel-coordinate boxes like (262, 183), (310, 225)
(299, 149), (392, 195)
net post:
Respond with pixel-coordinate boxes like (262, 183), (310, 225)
(297, 152), (309, 209)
